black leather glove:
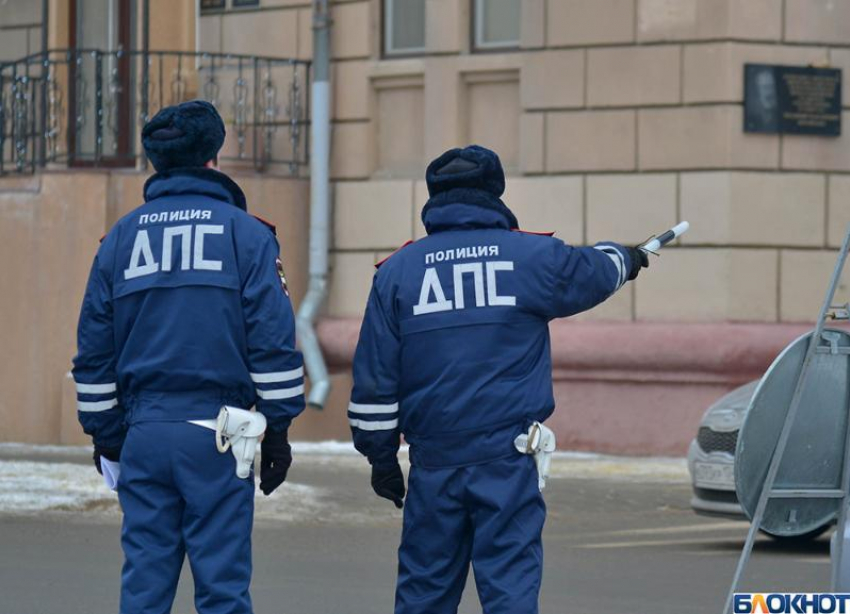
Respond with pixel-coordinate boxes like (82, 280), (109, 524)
(371, 462), (405, 509)
(93, 445), (121, 475)
(626, 246), (650, 281)
(260, 430), (292, 496)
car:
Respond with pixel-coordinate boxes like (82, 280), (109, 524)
(687, 380), (758, 520)
(687, 379), (833, 541)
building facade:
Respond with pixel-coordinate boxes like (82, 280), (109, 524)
(2, 0), (850, 453)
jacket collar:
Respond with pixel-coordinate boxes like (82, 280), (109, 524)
(143, 167), (248, 211)
(421, 187), (518, 235)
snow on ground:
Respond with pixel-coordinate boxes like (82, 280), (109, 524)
(547, 453), (688, 483)
(0, 460), (116, 515)
(0, 442), (688, 519)
(0, 459), (338, 523)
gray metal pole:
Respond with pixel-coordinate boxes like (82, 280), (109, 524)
(832, 382), (850, 590)
(295, 0), (332, 409)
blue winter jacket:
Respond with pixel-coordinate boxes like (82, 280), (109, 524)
(72, 168), (305, 450)
(349, 196), (633, 469)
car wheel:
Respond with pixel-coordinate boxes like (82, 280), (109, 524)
(760, 524), (831, 543)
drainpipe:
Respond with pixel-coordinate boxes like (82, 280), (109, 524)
(296, 0), (332, 409)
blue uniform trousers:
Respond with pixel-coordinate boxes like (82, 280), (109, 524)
(117, 421), (255, 614)
(395, 454), (546, 614)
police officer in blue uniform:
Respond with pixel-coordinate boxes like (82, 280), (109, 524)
(72, 100), (305, 614)
(349, 145), (649, 614)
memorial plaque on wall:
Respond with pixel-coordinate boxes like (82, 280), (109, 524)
(744, 63), (842, 136)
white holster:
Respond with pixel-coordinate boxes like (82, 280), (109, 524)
(189, 406), (267, 479)
(514, 421), (557, 491)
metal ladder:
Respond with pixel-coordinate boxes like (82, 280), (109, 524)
(722, 224), (850, 614)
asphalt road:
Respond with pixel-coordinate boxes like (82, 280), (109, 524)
(0, 447), (834, 614)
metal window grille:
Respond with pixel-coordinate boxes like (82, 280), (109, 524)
(0, 49), (311, 176)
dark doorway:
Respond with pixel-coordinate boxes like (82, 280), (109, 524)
(69, 0), (137, 166)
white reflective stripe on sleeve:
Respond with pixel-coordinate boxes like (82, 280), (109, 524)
(593, 246), (626, 289)
(77, 398), (119, 412)
(348, 402), (399, 416)
(256, 384), (305, 400)
(249, 367), (304, 384)
(349, 418), (399, 431)
(75, 382), (118, 394)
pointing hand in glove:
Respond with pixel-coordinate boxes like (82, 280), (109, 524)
(625, 246), (650, 281)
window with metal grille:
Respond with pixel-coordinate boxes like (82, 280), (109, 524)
(385, 0), (426, 56)
(474, 0), (520, 50)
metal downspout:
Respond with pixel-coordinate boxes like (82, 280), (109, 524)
(296, 0), (332, 409)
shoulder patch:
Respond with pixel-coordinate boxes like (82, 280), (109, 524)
(252, 214), (277, 236)
(375, 240), (414, 269)
(511, 228), (556, 237)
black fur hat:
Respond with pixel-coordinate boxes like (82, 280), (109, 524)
(421, 145), (518, 230)
(142, 100), (225, 172)
(425, 145), (506, 198)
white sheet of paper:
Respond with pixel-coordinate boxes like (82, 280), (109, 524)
(100, 458), (120, 491)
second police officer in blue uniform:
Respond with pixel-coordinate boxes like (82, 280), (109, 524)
(350, 145), (649, 614)
(72, 101), (305, 614)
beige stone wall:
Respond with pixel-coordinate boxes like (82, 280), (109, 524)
(0, 0), (44, 61)
(198, 0), (850, 325)
(5, 1), (850, 445)
(0, 169), (309, 444)
(0, 173), (106, 444)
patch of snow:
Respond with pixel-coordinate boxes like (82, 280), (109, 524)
(548, 455), (688, 483)
(552, 450), (602, 460)
(254, 482), (329, 522)
(291, 441), (363, 455)
(0, 460), (397, 525)
(0, 447), (688, 520)
(0, 461), (119, 515)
